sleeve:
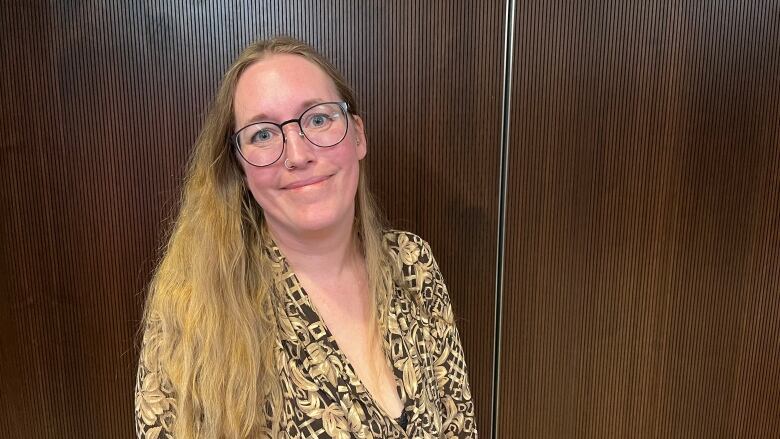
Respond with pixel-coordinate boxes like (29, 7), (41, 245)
(135, 323), (177, 439)
(413, 235), (478, 438)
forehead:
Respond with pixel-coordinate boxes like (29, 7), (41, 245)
(233, 53), (340, 125)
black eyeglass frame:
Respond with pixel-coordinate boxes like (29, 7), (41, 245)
(231, 101), (351, 168)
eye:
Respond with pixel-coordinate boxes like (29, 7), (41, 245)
(252, 129), (271, 142)
(304, 112), (336, 130)
(247, 126), (278, 146)
(311, 114), (327, 126)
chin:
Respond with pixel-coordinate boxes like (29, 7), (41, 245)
(262, 196), (357, 239)
(298, 205), (356, 233)
(294, 216), (347, 234)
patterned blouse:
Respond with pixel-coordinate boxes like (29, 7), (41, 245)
(135, 231), (477, 438)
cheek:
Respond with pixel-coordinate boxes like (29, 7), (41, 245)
(334, 140), (364, 166)
(242, 168), (279, 204)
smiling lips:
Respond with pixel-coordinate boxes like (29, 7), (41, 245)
(283, 175), (331, 190)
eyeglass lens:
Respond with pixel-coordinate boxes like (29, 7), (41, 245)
(236, 102), (348, 167)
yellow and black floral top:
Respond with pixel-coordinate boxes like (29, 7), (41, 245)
(135, 231), (477, 438)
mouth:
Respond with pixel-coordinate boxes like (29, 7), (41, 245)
(283, 175), (331, 190)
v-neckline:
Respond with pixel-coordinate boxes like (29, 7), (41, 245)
(278, 255), (409, 426)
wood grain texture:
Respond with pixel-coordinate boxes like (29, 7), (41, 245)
(499, 0), (780, 437)
(5, 1), (777, 438)
(0, 1), (501, 437)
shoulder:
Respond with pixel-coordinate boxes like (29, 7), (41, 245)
(382, 230), (453, 323)
(383, 229), (436, 269)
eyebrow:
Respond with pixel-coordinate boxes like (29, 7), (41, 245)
(239, 98), (326, 127)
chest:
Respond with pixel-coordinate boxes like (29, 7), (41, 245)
(271, 284), (446, 438)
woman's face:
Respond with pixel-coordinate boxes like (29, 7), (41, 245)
(233, 54), (367, 240)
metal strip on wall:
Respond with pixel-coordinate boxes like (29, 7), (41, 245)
(491, 0), (517, 437)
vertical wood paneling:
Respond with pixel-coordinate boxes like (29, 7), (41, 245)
(0, 1), (501, 437)
(5, 1), (777, 438)
(499, 1), (779, 437)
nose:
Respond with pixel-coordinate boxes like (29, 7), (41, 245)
(282, 123), (315, 169)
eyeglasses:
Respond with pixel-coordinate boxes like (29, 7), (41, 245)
(232, 101), (350, 167)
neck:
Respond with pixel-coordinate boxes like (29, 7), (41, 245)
(268, 219), (360, 280)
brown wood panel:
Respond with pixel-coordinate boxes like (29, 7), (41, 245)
(0, 1), (502, 437)
(499, 1), (779, 437)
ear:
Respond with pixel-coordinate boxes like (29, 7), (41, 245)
(351, 115), (367, 160)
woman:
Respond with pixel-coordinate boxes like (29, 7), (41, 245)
(135, 37), (477, 438)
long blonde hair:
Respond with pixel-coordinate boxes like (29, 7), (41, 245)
(140, 37), (395, 438)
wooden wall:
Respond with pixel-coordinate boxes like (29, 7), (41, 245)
(0, 1), (777, 438)
(499, 1), (779, 437)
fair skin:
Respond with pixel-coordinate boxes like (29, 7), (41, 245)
(233, 54), (404, 418)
